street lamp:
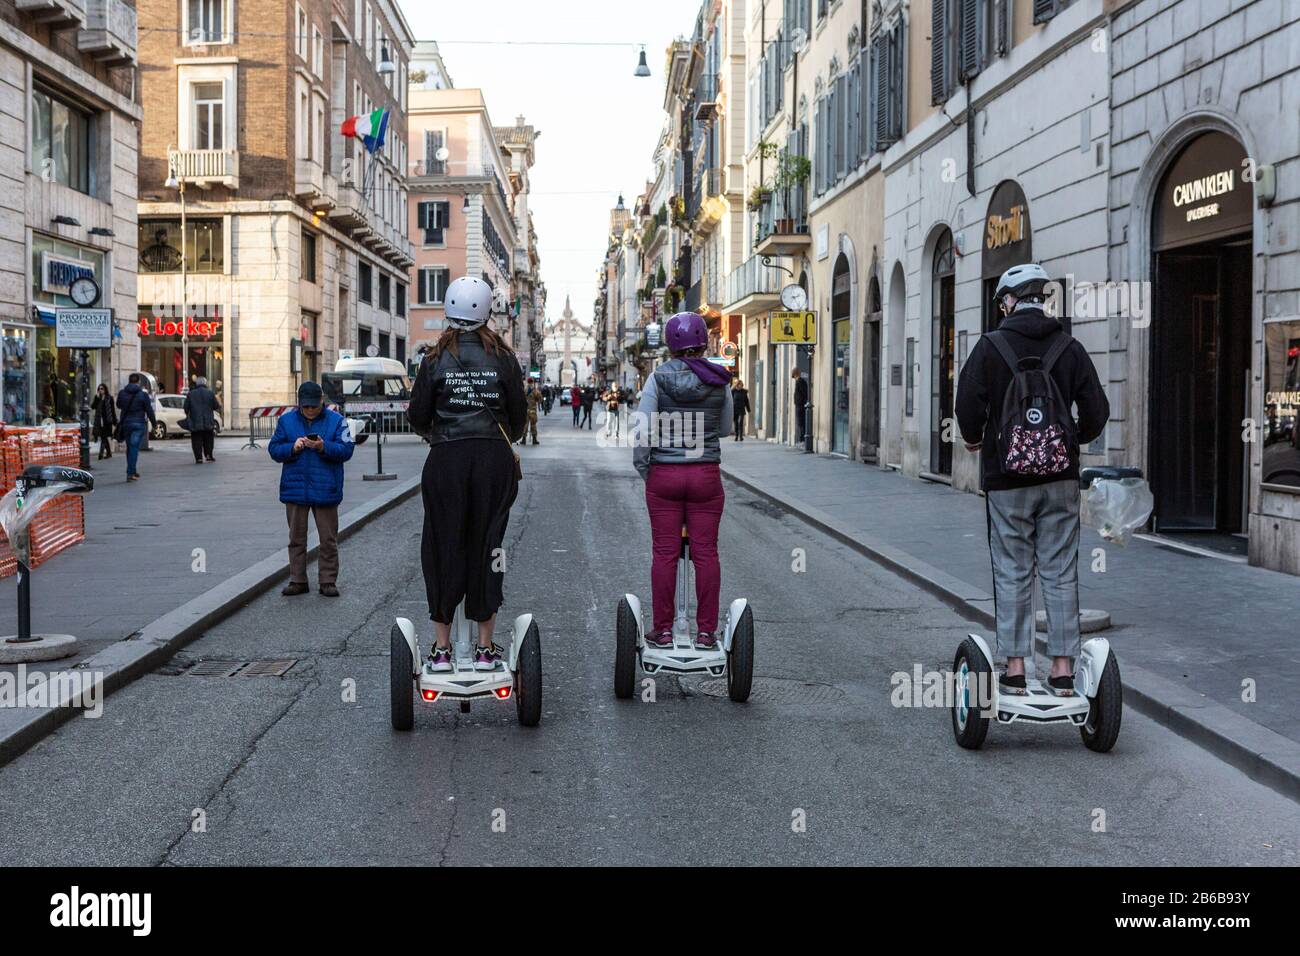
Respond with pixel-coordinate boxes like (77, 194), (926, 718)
(634, 45), (651, 77)
(165, 149), (189, 395)
(378, 42), (396, 76)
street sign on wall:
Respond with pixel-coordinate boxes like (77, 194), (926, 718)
(55, 308), (113, 348)
(771, 311), (817, 344)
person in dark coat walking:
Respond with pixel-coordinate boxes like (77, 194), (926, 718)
(116, 374), (157, 481)
(731, 379), (750, 440)
(91, 383), (116, 460)
(580, 385), (595, 429)
(792, 368), (809, 443)
(184, 375), (222, 464)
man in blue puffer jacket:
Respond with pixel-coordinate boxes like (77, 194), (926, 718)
(268, 381), (355, 597)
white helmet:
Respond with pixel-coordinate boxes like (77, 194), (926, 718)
(994, 263), (1050, 302)
(445, 276), (492, 329)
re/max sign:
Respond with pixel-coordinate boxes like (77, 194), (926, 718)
(137, 317), (221, 338)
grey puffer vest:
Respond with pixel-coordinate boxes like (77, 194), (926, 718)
(648, 359), (727, 467)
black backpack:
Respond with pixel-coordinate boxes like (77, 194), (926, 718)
(986, 331), (1075, 477)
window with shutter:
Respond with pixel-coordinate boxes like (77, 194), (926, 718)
(834, 74), (847, 181)
(931, 0), (950, 105)
(424, 129), (445, 174)
(960, 0), (983, 81)
(1033, 0), (1057, 24)
(994, 0), (1009, 55)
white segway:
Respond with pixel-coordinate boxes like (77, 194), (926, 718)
(390, 602), (541, 729)
(951, 632), (1121, 751)
(614, 527), (753, 702)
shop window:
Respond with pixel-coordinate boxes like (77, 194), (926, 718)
(31, 85), (91, 194)
(358, 262), (372, 303)
(301, 230), (318, 283)
(905, 337), (915, 416)
(1263, 321), (1300, 492)
(379, 332), (390, 358)
(358, 326), (371, 356)
(138, 219), (224, 274)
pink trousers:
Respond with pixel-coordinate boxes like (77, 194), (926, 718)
(645, 462), (725, 634)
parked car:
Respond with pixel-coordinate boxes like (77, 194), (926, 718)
(153, 393), (223, 439)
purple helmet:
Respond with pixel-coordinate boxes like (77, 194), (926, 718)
(664, 311), (708, 353)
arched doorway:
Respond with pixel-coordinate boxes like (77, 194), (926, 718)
(861, 274), (882, 460)
(1150, 131), (1253, 539)
(886, 262), (906, 466)
(930, 229), (956, 476)
(830, 253), (851, 455)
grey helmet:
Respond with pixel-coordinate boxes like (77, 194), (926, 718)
(994, 263), (1051, 302)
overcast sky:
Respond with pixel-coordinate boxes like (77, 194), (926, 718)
(400, 0), (704, 333)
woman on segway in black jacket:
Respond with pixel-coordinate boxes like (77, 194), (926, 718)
(408, 276), (528, 673)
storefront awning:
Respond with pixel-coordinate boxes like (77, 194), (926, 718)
(33, 306), (57, 327)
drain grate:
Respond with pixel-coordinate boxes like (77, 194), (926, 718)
(240, 659), (298, 677)
(185, 660), (246, 678)
(693, 676), (847, 705)
(185, 659), (298, 678)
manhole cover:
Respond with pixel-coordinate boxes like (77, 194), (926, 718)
(693, 676), (846, 705)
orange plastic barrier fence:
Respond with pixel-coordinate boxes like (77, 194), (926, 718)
(0, 425), (87, 576)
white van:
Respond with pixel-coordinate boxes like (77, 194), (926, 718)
(322, 357), (412, 437)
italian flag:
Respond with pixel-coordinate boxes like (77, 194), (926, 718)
(341, 108), (389, 153)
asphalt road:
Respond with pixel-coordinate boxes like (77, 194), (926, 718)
(2, 408), (1297, 866)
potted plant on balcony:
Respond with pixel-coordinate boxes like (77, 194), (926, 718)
(669, 195), (688, 229)
(774, 153), (812, 235)
(747, 183), (772, 212)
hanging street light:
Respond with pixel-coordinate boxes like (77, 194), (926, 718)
(634, 45), (651, 77)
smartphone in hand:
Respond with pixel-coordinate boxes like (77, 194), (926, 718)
(306, 433), (322, 442)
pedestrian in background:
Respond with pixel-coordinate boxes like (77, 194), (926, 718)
(268, 381), (356, 598)
(580, 384), (595, 429)
(604, 383), (622, 439)
(792, 368), (808, 444)
(184, 375), (221, 464)
(92, 383), (116, 460)
(525, 380), (543, 445)
(571, 384), (582, 427)
(731, 378), (750, 441)
(115, 373), (156, 482)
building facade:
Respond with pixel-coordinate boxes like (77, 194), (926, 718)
(136, 0), (414, 421)
(406, 61), (520, 353)
(2, 0), (139, 424)
(1107, 0), (1300, 573)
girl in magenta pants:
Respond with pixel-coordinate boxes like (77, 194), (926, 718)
(632, 312), (734, 649)
(645, 463), (725, 637)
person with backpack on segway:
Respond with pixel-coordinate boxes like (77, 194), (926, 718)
(956, 263), (1109, 699)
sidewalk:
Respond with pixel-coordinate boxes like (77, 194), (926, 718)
(719, 438), (1300, 797)
(0, 432), (429, 754)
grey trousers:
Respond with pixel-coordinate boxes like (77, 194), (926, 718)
(986, 479), (1081, 660)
